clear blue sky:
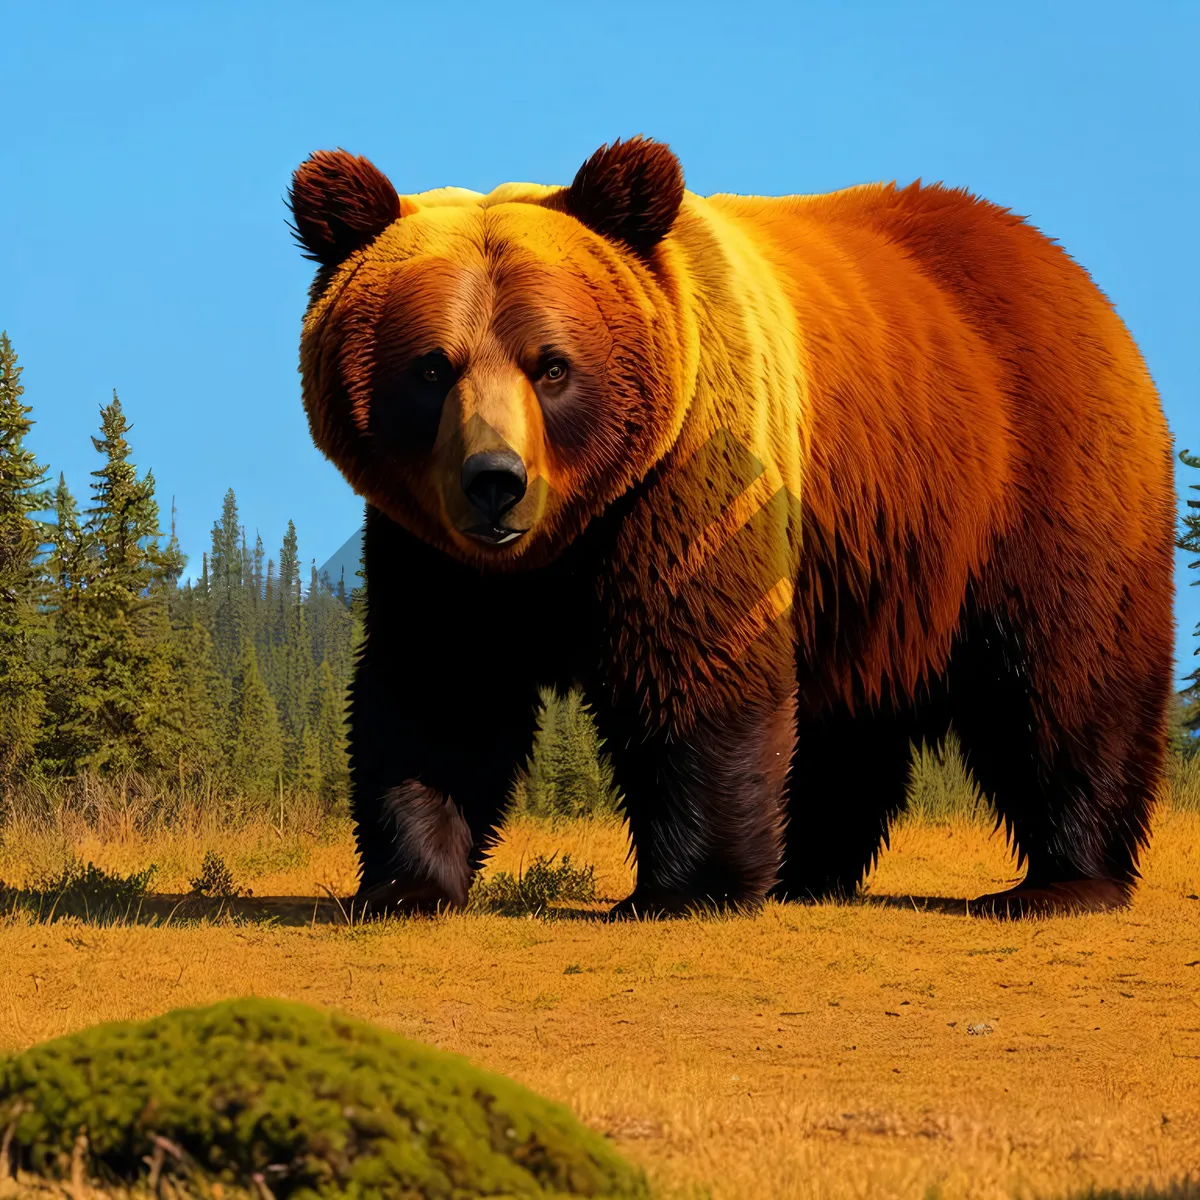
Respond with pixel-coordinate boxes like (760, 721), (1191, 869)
(5, 0), (1198, 687)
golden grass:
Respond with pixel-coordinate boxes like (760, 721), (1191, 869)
(0, 805), (363, 899)
(3, 798), (1200, 1199)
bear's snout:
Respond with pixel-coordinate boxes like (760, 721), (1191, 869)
(460, 449), (528, 546)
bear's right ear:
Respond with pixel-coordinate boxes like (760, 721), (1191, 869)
(563, 137), (684, 257)
(288, 149), (402, 267)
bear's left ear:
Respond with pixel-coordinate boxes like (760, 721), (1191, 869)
(563, 137), (684, 257)
(288, 149), (402, 267)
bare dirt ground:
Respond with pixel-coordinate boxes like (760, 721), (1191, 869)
(2, 808), (1199, 1200)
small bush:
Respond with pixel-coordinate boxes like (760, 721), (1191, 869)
(0, 858), (157, 922)
(188, 850), (239, 898)
(469, 853), (599, 917)
(0, 997), (650, 1199)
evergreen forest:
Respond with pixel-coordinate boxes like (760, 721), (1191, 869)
(0, 332), (357, 817)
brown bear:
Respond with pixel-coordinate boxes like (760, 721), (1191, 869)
(289, 137), (1175, 919)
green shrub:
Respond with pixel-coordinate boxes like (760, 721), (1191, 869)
(188, 849), (239, 898)
(0, 997), (651, 1199)
(469, 853), (599, 917)
(0, 857), (156, 922)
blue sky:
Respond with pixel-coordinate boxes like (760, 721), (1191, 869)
(5, 1), (1198, 686)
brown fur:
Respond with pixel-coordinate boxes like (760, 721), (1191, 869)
(291, 139), (1175, 918)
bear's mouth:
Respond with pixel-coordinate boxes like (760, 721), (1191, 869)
(464, 523), (527, 547)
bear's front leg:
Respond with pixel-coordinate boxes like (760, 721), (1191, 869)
(347, 506), (574, 916)
(601, 692), (797, 918)
(355, 778), (474, 914)
(348, 664), (539, 916)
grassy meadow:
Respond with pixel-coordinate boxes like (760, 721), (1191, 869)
(1, 746), (1199, 1200)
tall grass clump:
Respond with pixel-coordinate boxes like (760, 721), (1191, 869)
(1167, 751), (1200, 813)
(902, 730), (995, 827)
(0, 769), (338, 844)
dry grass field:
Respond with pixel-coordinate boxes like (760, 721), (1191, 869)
(2, 769), (1200, 1200)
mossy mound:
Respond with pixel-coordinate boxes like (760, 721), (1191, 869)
(0, 997), (651, 1199)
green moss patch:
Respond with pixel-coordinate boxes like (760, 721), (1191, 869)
(0, 997), (650, 1198)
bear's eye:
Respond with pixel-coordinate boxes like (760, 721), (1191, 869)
(413, 350), (455, 388)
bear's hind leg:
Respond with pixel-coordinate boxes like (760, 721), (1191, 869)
(945, 609), (1169, 918)
(771, 695), (939, 903)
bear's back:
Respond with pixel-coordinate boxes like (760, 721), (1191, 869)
(685, 181), (1173, 713)
(699, 179), (1171, 548)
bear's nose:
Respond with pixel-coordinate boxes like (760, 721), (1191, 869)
(461, 450), (528, 522)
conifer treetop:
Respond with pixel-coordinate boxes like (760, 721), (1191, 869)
(84, 391), (178, 597)
(0, 332), (51, 596)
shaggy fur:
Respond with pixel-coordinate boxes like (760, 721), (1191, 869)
(290, 139), (1175, 919)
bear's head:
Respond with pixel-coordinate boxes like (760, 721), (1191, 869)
(291, 137), (693, 570)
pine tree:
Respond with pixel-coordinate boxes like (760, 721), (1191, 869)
(209, 489), (239, 584)
(311, 657), (350, 809)
(264, 520), (312, 785)
(281, 521), (299, 602)
(306, 561), (354, 685)
(165, 497), (184, 589)
(260, 556), (277, 691)
(38, 476), (92, 772)
(552, 689), (616, 818)
(275, 601), (314, 786)
(274, 520), (300, 644)
(514, 689), (615, 819)
(164, 620), (229, 790)
(0, 333), (51, 785)
(0, 332), (49, 591)
(296, 723), (323, 797)
(249, 531), (267, 662)
(46, 474), (87, 602)
(229, 639), (283, 804)
(171, 544), (213, 648)
(1177, 448), (1200, 754)
(264, 558), (276, 628)
(252, 532), (265, 600)
(209, 489), (247, 672)
(85, 393), (181, 590)
(52, 393), (179, 778)
(307, 559), (324, 667)
(349, 534), (367, 659)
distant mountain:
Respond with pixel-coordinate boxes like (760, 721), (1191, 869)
(318, 526), (364, 599)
